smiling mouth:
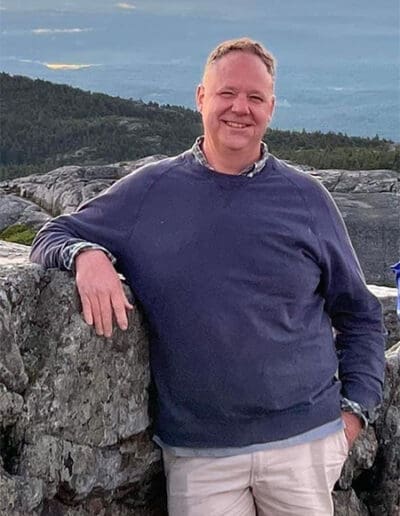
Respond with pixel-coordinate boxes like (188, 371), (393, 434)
(223, 121), (250, 129)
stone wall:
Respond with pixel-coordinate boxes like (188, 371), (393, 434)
(0, 241), (399, 515)
(0, 242), (165, 515)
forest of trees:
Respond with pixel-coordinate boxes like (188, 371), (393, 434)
(0, 72), (398, 181)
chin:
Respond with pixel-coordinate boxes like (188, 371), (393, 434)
(222, 138), (254, 152)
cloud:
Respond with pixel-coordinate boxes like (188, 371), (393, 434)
(44, 63), (97, 70)
(327, 86), (353, 92)
(277, 98), (291, 108)
(18, 59), (42, 64)
(116, 2), (136, 10)
(17, 59), (99, 71)
(32, 28), (93, 34)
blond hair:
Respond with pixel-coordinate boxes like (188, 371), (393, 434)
(203, 37), (276, 80)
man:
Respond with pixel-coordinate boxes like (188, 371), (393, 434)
(30, 38), (385, 515)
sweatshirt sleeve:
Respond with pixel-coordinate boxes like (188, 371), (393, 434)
(311, 182), (386, 411)
(30, 167), (154, 271)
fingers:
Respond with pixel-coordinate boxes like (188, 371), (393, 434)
(341, 412), (363, 449)
(111, 297), (128, 331)
(81, 293), (94, 327)
(99, 294), (113, 338)
(81, 294), (114, 338)
(79, 287), (133, 337)
(88, 292), (107, 337)
(74, 250), (133, 337)
(123, 291), (134, 310)
(111, 289), (134, 332)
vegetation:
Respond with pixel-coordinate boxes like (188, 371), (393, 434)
(267, 129), (399, 171)
(0, 224), (37, 245)
(0, 73), (202, 180)
(0, 72), (398, 180)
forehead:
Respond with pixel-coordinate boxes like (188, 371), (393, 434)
(204, 51), (274, 90)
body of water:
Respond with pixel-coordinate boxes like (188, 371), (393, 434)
(1, 0), (399, 140)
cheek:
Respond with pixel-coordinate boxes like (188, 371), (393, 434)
(256, 109), (273, 127)
(203, 99), (230, 127)
(205, 106), (221, 124)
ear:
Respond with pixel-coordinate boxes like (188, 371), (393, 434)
(196, 84), (205, 113)
(271, 94), (276, 115)
(268, 94), (276, 123)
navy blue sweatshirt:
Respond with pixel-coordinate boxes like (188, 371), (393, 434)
(30, 152), (385, 447)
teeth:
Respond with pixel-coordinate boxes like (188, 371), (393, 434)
(225, 121), (247, 128)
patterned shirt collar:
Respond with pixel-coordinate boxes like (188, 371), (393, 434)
(191, 136), (269, 178)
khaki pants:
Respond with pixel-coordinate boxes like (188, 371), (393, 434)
(163, 429), (349, 516)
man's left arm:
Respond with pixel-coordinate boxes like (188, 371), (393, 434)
(314, 184), (386, 445)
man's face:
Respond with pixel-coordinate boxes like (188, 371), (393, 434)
(196, 51), (275, 159)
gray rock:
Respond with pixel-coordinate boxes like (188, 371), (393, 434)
(0, 156), (166, 217)
(0, 241), (30, 266)
(336, 426), (378, 490)
(362, 344), (400, 516)
(313, 169), (397, 194)
(368, 285), (400, 349)
(0, 467), (44, 516)
(333, 343), (400, 516)
(0, 192), (50, 232)
(0, 384), (24, 427)
(333, 489), (369, 516)
(0, 241), (164, 515)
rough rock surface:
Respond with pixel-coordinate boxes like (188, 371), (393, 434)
(0, 242), (165, 515)
(0, 157), (166, 219)
(0, 240), (399, 515)
(332, 342), (400, 516)
(368, 285), (400, 349)
(0, 192), (50, 232)
(363, 342), (400, 515)
(0, 241), (32, 266)
(0, 163), (398, 287)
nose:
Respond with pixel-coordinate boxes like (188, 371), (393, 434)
(231, 94), (250, 115)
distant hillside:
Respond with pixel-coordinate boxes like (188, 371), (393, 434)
(0, 73), (398, 180)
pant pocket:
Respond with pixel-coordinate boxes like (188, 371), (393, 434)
(340, 428), (350, 456)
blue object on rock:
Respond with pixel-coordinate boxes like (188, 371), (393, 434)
(391, 261), (400, 320)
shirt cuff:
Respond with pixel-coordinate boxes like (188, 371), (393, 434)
(340, 397), (380, 428)
(62, 241), (117, 272)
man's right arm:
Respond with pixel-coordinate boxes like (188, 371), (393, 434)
(30, 175), (140, 336)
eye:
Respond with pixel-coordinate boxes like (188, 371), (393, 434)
(249, 95), (264, 103)
(220, 91), (234, 98)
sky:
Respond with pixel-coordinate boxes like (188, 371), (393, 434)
(0, 0), (260, 16)
(1, 0), (397, 18)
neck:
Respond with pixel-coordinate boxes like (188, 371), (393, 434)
(202, 139), (260, 175)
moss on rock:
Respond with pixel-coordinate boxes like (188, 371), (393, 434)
(0, 224), (37, 246)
